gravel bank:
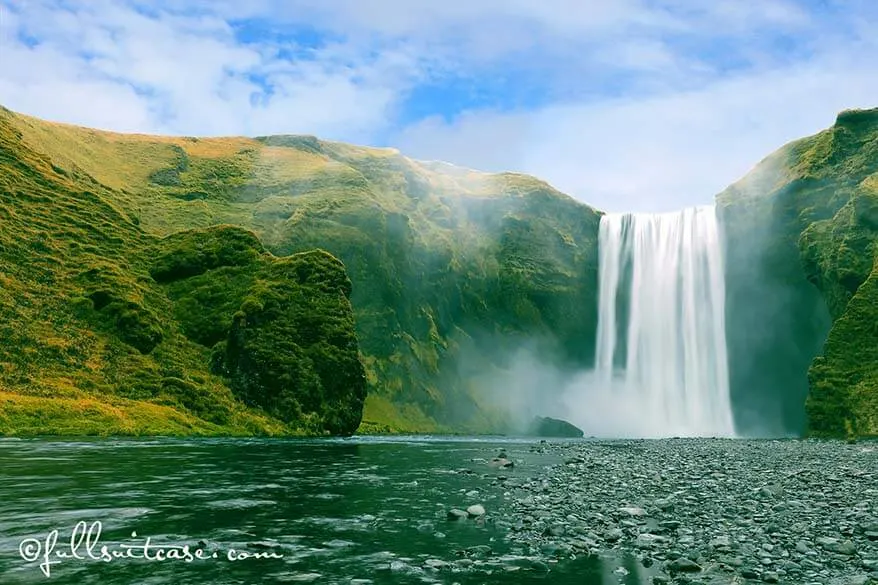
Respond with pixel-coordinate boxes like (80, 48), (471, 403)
(492, 439), (877, 585)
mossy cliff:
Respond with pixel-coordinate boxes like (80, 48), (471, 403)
(718, 108), (878, 439)
(0, 110), (365, 436)
(0, 107), (601, 435)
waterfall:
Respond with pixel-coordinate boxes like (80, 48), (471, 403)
(592, 206), (736, 438)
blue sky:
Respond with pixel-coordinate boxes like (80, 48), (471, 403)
(1, 0), (877, 211)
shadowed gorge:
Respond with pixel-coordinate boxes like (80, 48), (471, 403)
(0, 105), (875, 439)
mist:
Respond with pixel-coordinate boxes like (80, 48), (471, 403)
(464, 342), (731, 439)
(716, 146), (834, 438)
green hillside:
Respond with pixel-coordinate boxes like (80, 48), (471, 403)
(0, 107), (602, 435)
(0, 109), (365, 436)
(719, 108), (878, 439)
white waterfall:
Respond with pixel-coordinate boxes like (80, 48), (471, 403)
(592, 206), (736, 438)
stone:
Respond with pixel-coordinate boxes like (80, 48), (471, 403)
(466, 504), (486, 517)
(668, 558), (702, 573)
(447, 509), (468, 521)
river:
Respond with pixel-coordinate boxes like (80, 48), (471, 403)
(0, 436), (644, 585)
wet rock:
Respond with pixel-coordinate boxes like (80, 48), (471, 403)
(465, 545), (492, 557)
(466, 504), (486, 517)
(497, 439), (876, 584)
(526, 416), (584, 438)
(423, 558), (448, 569)
(709, 536), (731, 549)
(447, 509), (468, 521)
(635, 533), (665, 548)
(488, 458), (514, 469)
(667, 557), (701, 572)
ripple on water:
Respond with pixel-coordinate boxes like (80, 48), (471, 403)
(276, 573), (323, 582)
(290, 516), (377, 533)
(312, 493), (343, 500)
(205, 498), (278, 510)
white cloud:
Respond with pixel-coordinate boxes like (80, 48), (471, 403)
(0, 0), (876, 211)
(0, 0), (412, 139)
(394, 55), (878, 212)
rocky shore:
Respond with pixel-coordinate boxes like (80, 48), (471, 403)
(473, 439), (877, 584)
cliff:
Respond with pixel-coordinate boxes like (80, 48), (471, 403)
(718, 108), (878, 439)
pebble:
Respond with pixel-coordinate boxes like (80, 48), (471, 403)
(496, 439), (876, 585)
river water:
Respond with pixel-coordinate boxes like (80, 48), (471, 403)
(0, 436), (648, 585)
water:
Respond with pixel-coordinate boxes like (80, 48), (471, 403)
(0, 437), (652, 585)
(593, 206), (735, 438)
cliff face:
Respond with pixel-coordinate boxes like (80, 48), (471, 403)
(718, 108), (878, 439)
(1, 108), (602, 433)
(0, 110), (366, 436)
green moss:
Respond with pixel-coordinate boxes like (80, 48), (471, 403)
(150, 225), (264, 283)
(805, 254), (878, 438)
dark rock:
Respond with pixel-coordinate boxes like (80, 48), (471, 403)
(526, 416), (584, 438)
(488, 457), (514, 469)
(668, 558), (702, 573)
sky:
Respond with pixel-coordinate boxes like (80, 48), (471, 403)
(0, 0), (877, 212)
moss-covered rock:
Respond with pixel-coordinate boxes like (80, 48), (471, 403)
(150, 226), (367, 436)
(150, 225), (264, 283)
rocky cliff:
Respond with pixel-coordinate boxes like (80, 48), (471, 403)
(719, 108), (878, 439)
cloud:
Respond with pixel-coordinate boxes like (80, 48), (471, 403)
(1, 0), (877, 211)
(394, 53), (878, 212)
(0, 0), (412, 139)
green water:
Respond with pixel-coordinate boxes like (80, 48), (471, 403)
(0, 437), (649, 584)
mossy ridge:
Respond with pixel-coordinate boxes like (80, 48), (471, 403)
(718, 107), (878, 439)
(3, 107), (603, 433)
(0, 110), (366, 437)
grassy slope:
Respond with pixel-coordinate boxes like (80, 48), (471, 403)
(0, 108), (364, 436)
(718, 108), (878, 439)
(2, 108), (602, 434)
